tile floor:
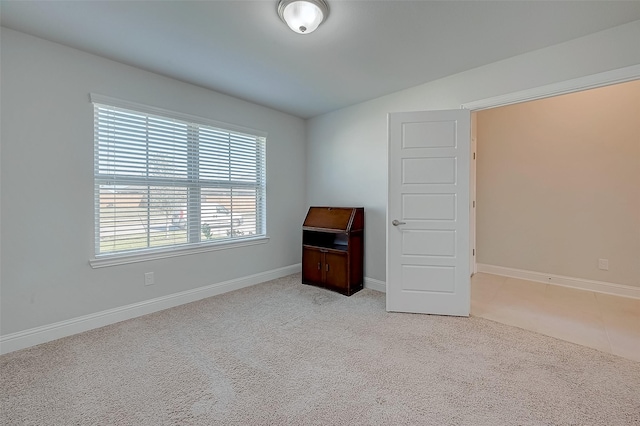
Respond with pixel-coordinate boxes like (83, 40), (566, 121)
(470, 273), (640, 362)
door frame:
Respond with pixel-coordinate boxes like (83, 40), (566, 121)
(461, 64), (640, 276)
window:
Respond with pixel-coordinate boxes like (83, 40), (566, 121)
(92, 95), (266, 261)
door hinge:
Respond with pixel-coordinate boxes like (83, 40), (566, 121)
(473, 201), (475, 208)
(473, 249), (475, 256)
(473, 152), (476, 160)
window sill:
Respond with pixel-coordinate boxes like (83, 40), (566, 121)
(89, 236), (270, 269)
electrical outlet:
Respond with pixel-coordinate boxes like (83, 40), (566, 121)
(144, 272), (155, 286)
(598, 259), (609, 271)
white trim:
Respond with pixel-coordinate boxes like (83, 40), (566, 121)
(462, 64), (640, 111)
(365, 277), (386, 293)
(90, 236), (270, 268)
(0, 264), (302, 355)
(477, 264), (640, 300)
(90, 93), (268, 138)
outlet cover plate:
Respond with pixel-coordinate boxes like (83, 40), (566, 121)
(144, 272), (155, 285)
(598, 259), (609, 271)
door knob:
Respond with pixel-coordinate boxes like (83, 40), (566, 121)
(392, 219), (406, 226)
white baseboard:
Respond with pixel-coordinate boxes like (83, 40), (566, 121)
(477, 264), (640, 299)
(0, 264), (302, 355)
(365, 277), (386, 293)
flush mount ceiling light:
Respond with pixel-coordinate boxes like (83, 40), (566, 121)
(277, 0), (329, 34)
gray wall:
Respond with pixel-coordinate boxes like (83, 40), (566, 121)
(0, 28), (307, 335)
(306, 20), (640, 283)
(3, 20), (640, 337)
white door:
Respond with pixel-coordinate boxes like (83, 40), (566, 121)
(387, 109), (471, 316)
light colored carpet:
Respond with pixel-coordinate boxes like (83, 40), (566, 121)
(1, 273), (639, 425)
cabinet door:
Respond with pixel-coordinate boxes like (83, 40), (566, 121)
(302, 247), (323, 284)
(324, 252), (349, 290)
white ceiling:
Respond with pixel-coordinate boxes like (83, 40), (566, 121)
(2, 1), (640, 118)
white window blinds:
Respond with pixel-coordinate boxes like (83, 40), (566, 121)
(92, 95), (266, 256)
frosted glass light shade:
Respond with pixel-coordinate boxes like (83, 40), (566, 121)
(278, 0), (329, 34)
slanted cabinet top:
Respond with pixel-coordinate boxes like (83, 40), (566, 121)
(303, 207), (364, 233)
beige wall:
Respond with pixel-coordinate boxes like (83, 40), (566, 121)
(476, 80), (640, 287)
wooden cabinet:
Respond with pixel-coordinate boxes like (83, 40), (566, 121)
(302, 248), (349, 290)
(302, 207), (364, 296)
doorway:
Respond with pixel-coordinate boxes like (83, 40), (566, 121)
(463, 66), (640, 291)
(464, 71), (640, 361)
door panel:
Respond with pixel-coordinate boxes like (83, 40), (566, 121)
(402, 157), (457, 184)
(302, 247), (323, 284)
(401, 265), (456, 293)
(387, 109), (470, 316)
(402, 121), (457, 148)
(325, 251), (348, 290)
(402, 230), (456, 257)
(402, 194), (456, 221)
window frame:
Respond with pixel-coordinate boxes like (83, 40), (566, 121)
(89, 94), (268, 269)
